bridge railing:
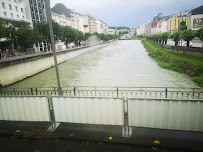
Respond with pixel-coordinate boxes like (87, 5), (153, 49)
(0, 86), (203, 99)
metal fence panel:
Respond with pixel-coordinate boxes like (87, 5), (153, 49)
(0, 96), (51, 121)
(128, 98), (203, 132)
(52, 97), (124, 125)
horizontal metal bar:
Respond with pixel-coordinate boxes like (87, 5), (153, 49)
(0, 95), (48, 98)
(128, 98), (203, 102)
(51, 96), (123, 100)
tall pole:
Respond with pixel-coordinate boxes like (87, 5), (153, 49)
(45, 0), (62, 95)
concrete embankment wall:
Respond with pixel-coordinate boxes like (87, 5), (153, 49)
(0, 52), (67, 87)
(147, 39), (203, 58)
(0, 43), (111, 87)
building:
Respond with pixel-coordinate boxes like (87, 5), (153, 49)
(151, 21), (158, 34)
(157, 17), (168, 33)
(0, 0), (32, 24)
(28, 0), (47, 25)
(167, 12), (188, 33)
(83, 14), (90, 33)
(89, 16), (97, 33)
(51, 12), (73, 27)
(145, 22), (152, 35)
(188, 5), (203, 30)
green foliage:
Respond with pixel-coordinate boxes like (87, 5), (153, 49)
(170, 31), (180, 46)
(179, 21), (187, 31)
(110, 26), (130, 30)
(180, 29), (195, 47)
(34, 21), (63, 42)
(0, 17), (6, 38)
(142, 39), (203, 86)
(6, 20), (44, 51)
(195, 26), (203, 41)
(119, 31), (129, 36)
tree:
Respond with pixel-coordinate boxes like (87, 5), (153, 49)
(62, 26), (77, 46)
(195, 26), (203, 47)
(161, 32), (170, 44)
(6, 20), (44, 51)
(179, 21), (187, 31)
(0, 18), (6, 38)
(34, 21), (63, 43)
(170, 31), (180, 46)
(180, 29), (195, 47)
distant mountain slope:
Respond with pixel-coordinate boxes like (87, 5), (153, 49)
(51, 3), (71, 18)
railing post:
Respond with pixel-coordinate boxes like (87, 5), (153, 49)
(122, 98), (132, 138)
(35, 88), (38, 95)
(117, 87), (119, 97)
(47, 96), (61, 132)
(193, 88), (195, 99)
(165, 88), (168, 99)
(74, 87), (76, 96)
(31, 88), (33, 95)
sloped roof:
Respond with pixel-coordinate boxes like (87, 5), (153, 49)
(190, 5), (203, 15)
(51, 3), (71, 18)
(151, 21), (158, 28)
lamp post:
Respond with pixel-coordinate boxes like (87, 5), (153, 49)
(45, 0), (62, 95)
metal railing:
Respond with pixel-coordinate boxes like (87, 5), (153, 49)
(0, 86), (203, 99)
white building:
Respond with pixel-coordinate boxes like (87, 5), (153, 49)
(188, 6), (203, 30)
(0, 0), (32, 24)
(139, 23), (147, 35)
(157, 19), (168, 33)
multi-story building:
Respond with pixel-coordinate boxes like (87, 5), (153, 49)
(167, 12), (188, 33)
(51, 12), (73, 27)
(28, 0), (47, 25)
(157, 17), (168, 33)
(0, 0), (32, 24)
(82, 14), (90, 33)
(89, 16), (97, 33)
(145, 22), (152, 35)
(188, 5), (203, 30)
(151, 21), (158, 34)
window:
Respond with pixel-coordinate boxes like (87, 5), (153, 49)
(17, 14), (19, 18)
(11, 13), (13, 17)
(14, 0), (17, 3)
(15, 6), (18, 11)
(4, 12), (7, 16)
(174, 19), (176, 29)
(2, 2), (6, 8)
(22, 16), (24, 19)
(21, 8), (23, 13)
(9, 4), (12, 10)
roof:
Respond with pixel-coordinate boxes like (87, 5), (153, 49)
(190, 5), (203, 15)
(51, 3), (71, 18)
(151, 22), (158, 28)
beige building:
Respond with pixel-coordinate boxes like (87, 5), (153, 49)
(51, 12), (73, 27)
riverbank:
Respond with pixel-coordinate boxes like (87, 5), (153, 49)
(141, 39), (203, 87)
(0, 42), (114, 87)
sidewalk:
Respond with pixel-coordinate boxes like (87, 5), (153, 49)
(0, 121), (202, 151)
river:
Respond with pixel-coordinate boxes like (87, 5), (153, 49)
(8, 40), (198, 88)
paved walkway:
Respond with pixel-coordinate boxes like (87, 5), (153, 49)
(0, 121), (202, 151)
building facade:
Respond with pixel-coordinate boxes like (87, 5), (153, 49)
(51, 12), (73, 27)
(28, 0), (47, 25)
(0, 0), (32, 24)
(167, 12), (188, 33)
(188, 5), (203, 30)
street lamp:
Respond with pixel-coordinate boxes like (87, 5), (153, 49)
(45, 0), (62, 95)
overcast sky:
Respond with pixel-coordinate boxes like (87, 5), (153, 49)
(50, 0), (203, 28)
